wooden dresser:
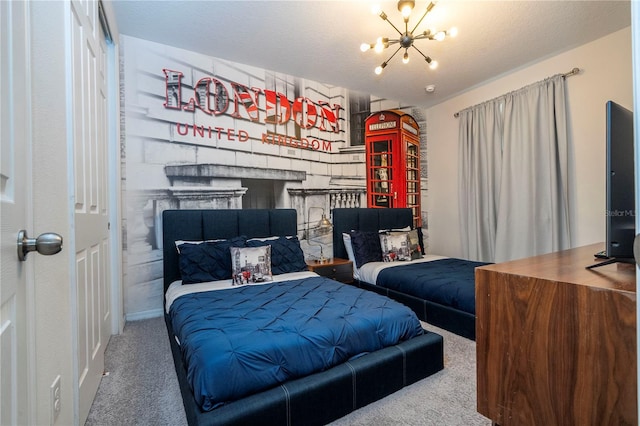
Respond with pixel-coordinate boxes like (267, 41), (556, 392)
(475, 243), (637, 426)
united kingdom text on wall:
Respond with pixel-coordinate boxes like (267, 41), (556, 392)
(162, 68), (342, 152)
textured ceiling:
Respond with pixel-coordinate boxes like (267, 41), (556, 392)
(110, 0), (631, 108)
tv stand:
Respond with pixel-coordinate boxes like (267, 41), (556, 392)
(586, 256), (635, 269)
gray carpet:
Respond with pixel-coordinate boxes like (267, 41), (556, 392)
(85, 317), (491, 426)
(85, 316), (186, 426)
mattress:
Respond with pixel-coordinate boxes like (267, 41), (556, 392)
(356, 255), (448, 284)
(358, 256), (489, 315)
(167, 273), (425, 411)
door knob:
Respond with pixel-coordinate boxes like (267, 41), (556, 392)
(17, 230), (63, 261)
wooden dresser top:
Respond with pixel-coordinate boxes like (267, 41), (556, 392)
(476, 243), (636, 294)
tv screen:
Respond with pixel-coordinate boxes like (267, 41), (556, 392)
(605, 100), (635, 260)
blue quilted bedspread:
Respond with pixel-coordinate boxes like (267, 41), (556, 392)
(169, 276), (424, 411)
(376, 258), (490, 315)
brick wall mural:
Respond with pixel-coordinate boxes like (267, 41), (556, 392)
(120, 35), (427, 318)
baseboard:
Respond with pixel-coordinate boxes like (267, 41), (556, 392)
(125, 308), (164, 322)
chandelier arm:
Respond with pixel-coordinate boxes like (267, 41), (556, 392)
(410, 44), (431, 61)
(412, 33), (433, 41)
(410, 1), (436, 35)
(384, 45), (404, 64)
(383, 17), (404, 36)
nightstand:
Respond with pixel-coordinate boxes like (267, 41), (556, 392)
(306, 258), (354, 284)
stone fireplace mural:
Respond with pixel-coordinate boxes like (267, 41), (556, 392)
(120, 35), (427, 318)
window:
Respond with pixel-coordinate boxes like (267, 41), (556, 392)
(349, 93), (370, 146)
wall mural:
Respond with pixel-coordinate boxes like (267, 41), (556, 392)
(162, 68), (341, 151)
(120, 35), (428, 318)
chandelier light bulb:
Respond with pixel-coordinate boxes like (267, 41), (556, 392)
(448, 27), (459, 37)
(375, 62), (387, 75)
(429, 60), (438, 70)
(374, 37), (384, 53)
(361, 43), (371, 52)
(403, 52), (409, 64)
(434, 31), (446, 41)
(397, 0), (415, 18)
(371, 4), (382, 16)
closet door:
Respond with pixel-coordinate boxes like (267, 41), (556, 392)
(69, 0), (111, 421)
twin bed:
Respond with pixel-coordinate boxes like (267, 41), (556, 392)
(162, 208), (444, 426)
(332, 208), (488, 340)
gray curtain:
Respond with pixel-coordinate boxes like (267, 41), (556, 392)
(458, 75), (570, 262)
(458, 101), (503, 262)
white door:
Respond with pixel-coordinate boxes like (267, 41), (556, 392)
(1, 1), (32, 425)
(2, 1), (114, 423)
(69, 0), (112, 422)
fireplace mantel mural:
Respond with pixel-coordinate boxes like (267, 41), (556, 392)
(120, 35), (427, 319)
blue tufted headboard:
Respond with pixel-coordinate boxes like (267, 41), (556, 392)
(162, 209), (298, 293)
(332, 208), (416, 260)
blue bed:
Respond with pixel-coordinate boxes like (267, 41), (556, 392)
(333, 208), (490, 340)
(376, 258), (488, 316)
(163, 208), (444, 426)
(168, 276), (424, 411)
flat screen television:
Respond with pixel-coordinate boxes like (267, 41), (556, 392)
(589, 100), (635, 268)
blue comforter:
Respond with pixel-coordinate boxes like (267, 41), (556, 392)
(376, 258), (490, 315)
(169, 276), (424, 411)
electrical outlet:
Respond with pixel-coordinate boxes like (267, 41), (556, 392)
(50, 375), (61, 425)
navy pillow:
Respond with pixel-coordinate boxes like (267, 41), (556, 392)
(178, 236), (246, 283)
(350, 230), (382, 268)
(246, 236), (308, 275)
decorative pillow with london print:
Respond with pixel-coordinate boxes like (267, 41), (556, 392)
(386, 229), (423, 260)
(379, 232), (412, 262)
(230, 246), (273, 285)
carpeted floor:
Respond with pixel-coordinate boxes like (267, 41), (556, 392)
(85, 316), (186, 426)
(85, 316), (491, 426)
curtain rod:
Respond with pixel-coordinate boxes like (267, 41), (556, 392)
(453, 67), (580, 118)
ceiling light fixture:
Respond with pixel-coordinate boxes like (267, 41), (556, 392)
(360, 1), (457, 75)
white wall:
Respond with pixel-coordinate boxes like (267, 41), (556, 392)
(426, 27), (633, 258)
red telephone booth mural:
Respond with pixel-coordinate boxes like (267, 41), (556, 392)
(365, 110), (421, 227)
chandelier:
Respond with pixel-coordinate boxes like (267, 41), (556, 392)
(360, 1), (457, 75)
